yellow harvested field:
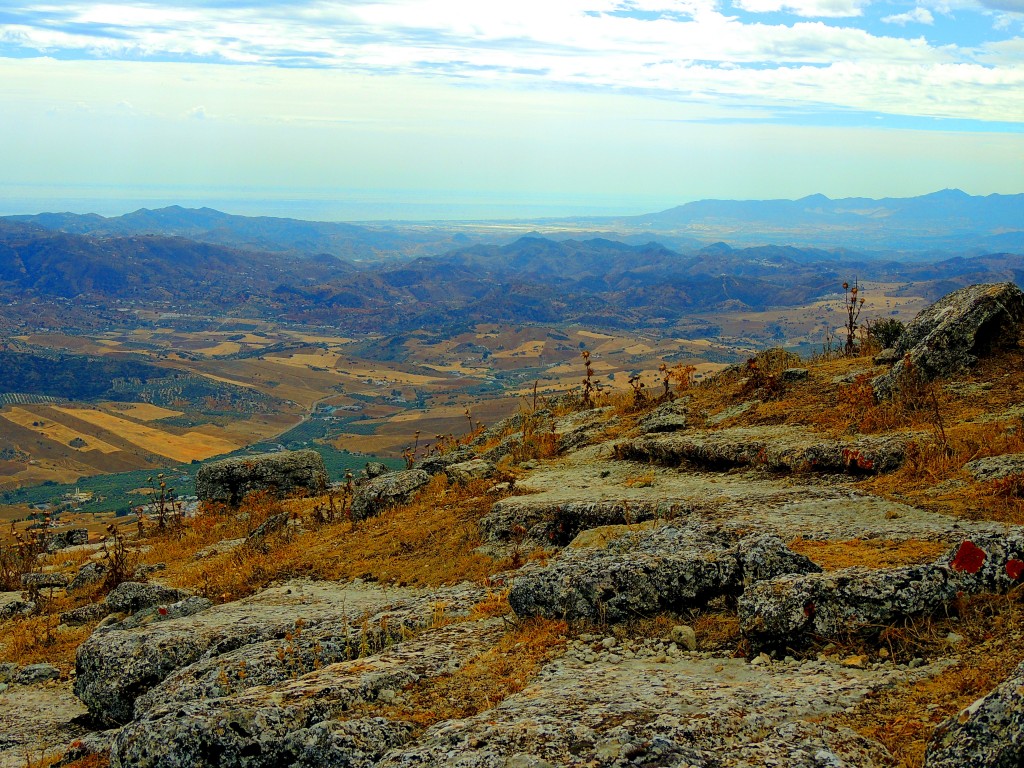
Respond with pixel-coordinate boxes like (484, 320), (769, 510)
(102, 403), (183, 421)
(196, 341), (242, 355)
(0, 407), (120, 453)
(624, 343), (655, 355)
(269, 352), (342, 368)
(493, 341), (546, 359)
(331, 434), (406, 454)
(285, 333), (355, 344)
(576, 330), (615, 340)
(194, 372), (263, 391)
(339, 366), (446, 386)
(53, 408), (240, 463)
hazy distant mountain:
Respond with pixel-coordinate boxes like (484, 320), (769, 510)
(6, 189), (1021, 258)
(0, 219), (353, 306)
(622, 189), (1024, 252)
(5, 206), (478, 262)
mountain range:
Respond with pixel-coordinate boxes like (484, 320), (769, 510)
(6, 189), (1023, 258)
(1, 214), (1022, 335)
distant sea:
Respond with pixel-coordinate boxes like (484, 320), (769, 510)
(0, 184), (675, 222)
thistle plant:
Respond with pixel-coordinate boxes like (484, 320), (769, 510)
(843, 279), (866, 357)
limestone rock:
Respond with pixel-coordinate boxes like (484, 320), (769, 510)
(481, 498), (671, 546)
(73, 579), (440, 724)
(46, 528), (89, 553)
(60, 603), (111, 626)
(444, 458), (495, 484)
(0, 591), (35, 619)
(964, 453), (1024, 483)
(622, 426), (908, 474)
(508, 525), (819, 623)
(925, 659), (1024, 768)
(873, 282), (1024, 400)
(105, 581), (193, 615)
(351, 469), (429, 521)
(738, 565), (961, 651)
(22, 572), (69, 590)
(364, 461), (392, 479)
(15, 663), (60, 685)
(110, 621), (502, 767)
(68, 562), (107, 592)
(195, 449), (328, 505)
(637, 400), (688, 434)
(414, 448), (475, 476)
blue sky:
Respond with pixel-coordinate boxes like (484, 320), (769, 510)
(0, 0), (1021, 219)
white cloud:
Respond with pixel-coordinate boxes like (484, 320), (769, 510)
(882, 7), (935, 24)
(731, 0), (866, 17)
(0, 0), (1021, 125)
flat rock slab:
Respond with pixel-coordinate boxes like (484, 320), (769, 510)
(622, 426), (909, 474)
(75, 579), (425, 724)
(482, 451), (1002, 545)
(111, 620), (505, 768)
(377, 653), (942, 767)
(0, 682), (89, 768)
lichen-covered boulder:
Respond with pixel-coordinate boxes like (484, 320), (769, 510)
(508, 525), (820, 623)
(739, 565), (961, 651)
(46, 528), (89, 552)
(638, 400), (688, 434)
(444, 458), (495, 484)
(925, 659), (1024, 767)
(873, 282), (1024, 400)
(195, 449), (328, 505)
(105, 582), (193, 615)
(964, 453), (1024, 483)
(68, 562), (106, 592)
(351, 469), (429, 521)
(22, 572), (69, 590)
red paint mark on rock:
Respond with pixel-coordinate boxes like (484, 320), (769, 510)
(158, 606), (168, 616)
(950, 540), (986, 574)
(1006, 559), (1024, 580)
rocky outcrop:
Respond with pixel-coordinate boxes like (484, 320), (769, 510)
(637, 400), (688, 433)
(739, 531), (1024, 650)
(965, 453), (1024, 483)
(46, 528), (89, 553)
(414, 448), (474, 476)
(131, 584), (486, 716)
(508, 524), (820, 622)
(873, 282), (1024, 399)
(621, 426), (909, 474)
(73, 580), (475, 725)
(195, 449), (328, 505)
(481, 497), (678, 546)
(68, 562), (107, 592)
(110, 620), (503, 768)
(739, 564), (961, 652)
(351, 469), (429, 521)
(105, 581), (193, 614)
(444, 458), (495, 484)
(925, 659), (1024, 768)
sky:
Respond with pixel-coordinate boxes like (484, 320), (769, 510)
(0, 0), (1022, 220)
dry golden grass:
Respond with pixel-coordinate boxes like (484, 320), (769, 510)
(788, 538), (948, 571)
(167, 476), (506, 602)
(379, 617), (567, 726)
(0, 617), (97, 673)
(830, 589), (1024, 768)
(53, 407), (240, 463)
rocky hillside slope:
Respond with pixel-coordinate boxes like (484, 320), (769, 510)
(2, 282), (1024, 768)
